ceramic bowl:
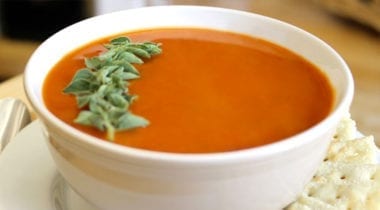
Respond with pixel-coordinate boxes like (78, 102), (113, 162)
(24, 6), (354, 210)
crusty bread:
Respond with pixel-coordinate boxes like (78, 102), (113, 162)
(286, 117), (380, 210)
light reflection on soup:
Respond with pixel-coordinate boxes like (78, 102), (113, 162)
(43, 28), (334, 153)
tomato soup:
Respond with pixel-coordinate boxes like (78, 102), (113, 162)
(43, 28), (334, 153)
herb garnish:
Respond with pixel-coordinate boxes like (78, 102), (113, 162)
(63, 37), (162, 140)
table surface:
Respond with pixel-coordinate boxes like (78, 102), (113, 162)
(0, 0), (379, 139)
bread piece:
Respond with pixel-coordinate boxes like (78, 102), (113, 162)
(327, 135), (377, 164)
(286, 117), (379, 210)
(287, 163), (380, 210)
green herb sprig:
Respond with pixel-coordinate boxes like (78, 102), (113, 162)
(63, 37), (162, 140)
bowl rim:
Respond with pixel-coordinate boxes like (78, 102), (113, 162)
(24, 5), (354, 164)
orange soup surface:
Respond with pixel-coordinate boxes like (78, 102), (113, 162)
(43, 28), (334, 153)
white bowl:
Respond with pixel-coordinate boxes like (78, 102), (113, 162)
(24, 6), (354, 210)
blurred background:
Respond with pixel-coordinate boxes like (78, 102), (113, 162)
(0, 0), (379, 139)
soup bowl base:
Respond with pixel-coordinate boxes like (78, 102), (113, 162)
(45, 122), (337, 210)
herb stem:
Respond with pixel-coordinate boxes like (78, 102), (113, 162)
(63, 36), (162, 140)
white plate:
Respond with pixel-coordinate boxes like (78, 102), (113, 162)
(0, 121), (97, 210)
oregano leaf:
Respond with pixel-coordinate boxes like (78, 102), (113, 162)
(63, 36), (161, 140)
